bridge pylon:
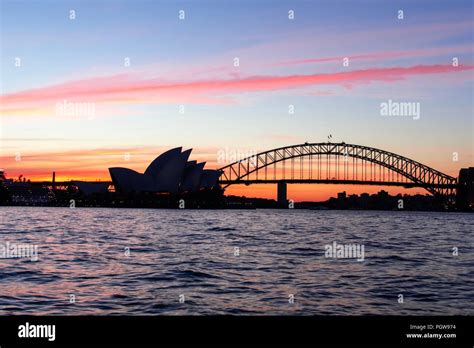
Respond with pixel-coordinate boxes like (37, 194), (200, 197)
(277, 181), (288, 208)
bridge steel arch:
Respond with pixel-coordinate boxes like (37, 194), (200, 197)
(218, 142), (458, 197)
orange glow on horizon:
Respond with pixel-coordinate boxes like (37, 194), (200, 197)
(3, 167), (428, 202)
(226, 184), (427, 202)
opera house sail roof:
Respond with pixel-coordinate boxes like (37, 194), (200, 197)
(109, 148), (221, 194)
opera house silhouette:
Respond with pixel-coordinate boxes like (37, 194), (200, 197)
(109, 147), (221, 194)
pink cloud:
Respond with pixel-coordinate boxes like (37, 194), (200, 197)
(276, 44), (473, 67)
(221, 21), (472, 72)
(308, 90), (335, 96)
(1, 63), (472, 114)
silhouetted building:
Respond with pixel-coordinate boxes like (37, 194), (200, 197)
(109, 147), (221, 194)
(73, 181), (110, 196)
(337, 191), (346, 200)
(457, 167), (474, 211)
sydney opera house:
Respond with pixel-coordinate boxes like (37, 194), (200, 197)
(109, 147), (221, 194)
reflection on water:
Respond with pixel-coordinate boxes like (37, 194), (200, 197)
(0, 207), (473, 315)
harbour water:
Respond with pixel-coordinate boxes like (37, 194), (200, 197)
(0, 207), (472, 315)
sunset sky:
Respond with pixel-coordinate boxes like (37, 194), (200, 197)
(1, 0), (473, 201)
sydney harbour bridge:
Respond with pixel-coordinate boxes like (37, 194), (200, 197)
(218, 142), (472, 207)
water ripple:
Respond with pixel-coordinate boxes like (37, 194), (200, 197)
(0, 207), (472, 315)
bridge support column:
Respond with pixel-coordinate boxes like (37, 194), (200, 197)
(277, 181), (287, 208)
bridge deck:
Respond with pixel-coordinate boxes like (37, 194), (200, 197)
(218, 179), (458, 189)
(25, 179), (458, 190)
